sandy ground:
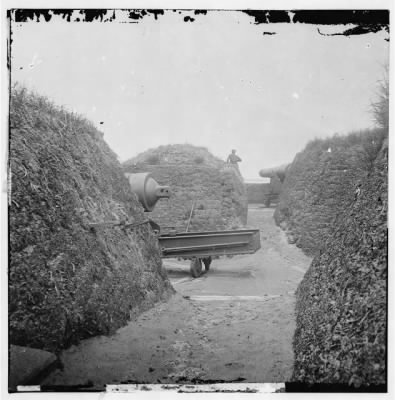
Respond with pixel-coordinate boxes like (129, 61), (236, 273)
(43, 205), (312, 389)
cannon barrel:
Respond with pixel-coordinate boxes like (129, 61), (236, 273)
(259, 164), (289, 183)
(125, 172), (170, 212)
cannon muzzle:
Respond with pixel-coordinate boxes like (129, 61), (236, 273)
(125, 172), (170, 212)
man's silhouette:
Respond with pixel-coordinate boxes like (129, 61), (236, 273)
(227, 149), (242, 170)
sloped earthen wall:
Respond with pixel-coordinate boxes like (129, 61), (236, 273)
(123, 163), (247, 233)
(123, 145), (248, 233)
(9, 88), (173, 352)
(274, 130), (385, 255)
(277, 129), (387, 386)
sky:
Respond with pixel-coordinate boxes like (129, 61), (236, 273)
(10, 10), (389, 179)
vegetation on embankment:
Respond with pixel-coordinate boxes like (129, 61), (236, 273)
(9, 87), (174, 353)
(123, 144), (248, 233)
(275, 77), (388, 386)
(292, 133), (387, 386)
(274, 128), (387, 255)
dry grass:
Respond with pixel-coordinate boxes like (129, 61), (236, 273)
(278, 128), (388, 386)
(9, 85), (173, 352)
(124, 143), (225, 168)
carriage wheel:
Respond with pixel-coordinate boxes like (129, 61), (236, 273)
(190, 258), (203, 278)
(202, 257), (212, 272)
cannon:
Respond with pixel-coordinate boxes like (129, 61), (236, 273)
(125, 172), (261, 277)
(125, 172), (170, 211)
(256, 164), (289, 207)
(259, 163), (288, 183)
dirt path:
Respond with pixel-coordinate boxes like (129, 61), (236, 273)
(43, 205), (312, 389)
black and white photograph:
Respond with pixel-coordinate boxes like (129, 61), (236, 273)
(1, 0), (392, 396)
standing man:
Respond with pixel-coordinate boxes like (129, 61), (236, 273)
(227, 149), (242, 170)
